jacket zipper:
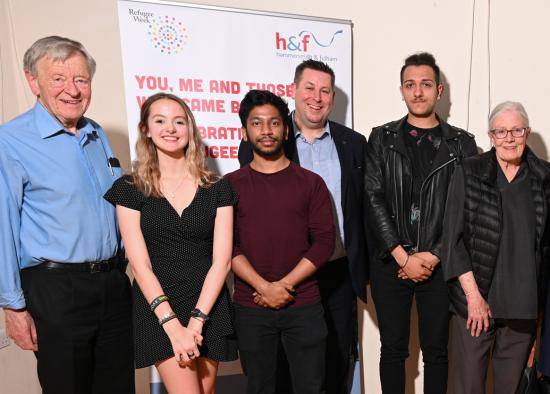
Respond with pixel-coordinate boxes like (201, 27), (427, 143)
(416, 157), (457, 251)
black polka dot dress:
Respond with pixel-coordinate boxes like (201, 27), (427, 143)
(105, 175), (238, 368)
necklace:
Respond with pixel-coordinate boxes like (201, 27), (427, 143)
(161, 175), (187, 199)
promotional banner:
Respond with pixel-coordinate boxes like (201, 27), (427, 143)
(117, 0), (357, 392)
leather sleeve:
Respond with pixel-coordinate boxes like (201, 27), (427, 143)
(431, 132), (478, 258)
(462, 133), (479, 158)
(364, 128), (401, 254)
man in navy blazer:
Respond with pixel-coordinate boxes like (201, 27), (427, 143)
(238, 59), (368, 394)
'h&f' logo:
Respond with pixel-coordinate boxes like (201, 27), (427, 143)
(275, 30), (343, 52)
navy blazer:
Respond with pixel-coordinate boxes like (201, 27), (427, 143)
(238, 119), (369, 302)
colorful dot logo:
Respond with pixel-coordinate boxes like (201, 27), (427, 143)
(148, 15), (188, 55)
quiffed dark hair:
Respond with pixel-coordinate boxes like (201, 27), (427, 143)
(400, 52), (440, 85)
(294, 59), (335, 88)
(239, 90), (290, 128)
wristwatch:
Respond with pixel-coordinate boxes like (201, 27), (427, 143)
(190, 308), (210, 322)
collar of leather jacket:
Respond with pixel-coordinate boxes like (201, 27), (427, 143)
(380, 114), (471, 165)
(383, 114), (469, 141)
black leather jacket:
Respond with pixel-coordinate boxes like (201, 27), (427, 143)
(365, 115), (477, 262)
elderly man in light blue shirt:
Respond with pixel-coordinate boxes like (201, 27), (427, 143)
(0, 36), (134, 394)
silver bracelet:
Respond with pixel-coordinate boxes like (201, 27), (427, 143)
(158, 311), (177, 326)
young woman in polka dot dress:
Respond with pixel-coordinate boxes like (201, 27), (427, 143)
(105, 93), (237, 393)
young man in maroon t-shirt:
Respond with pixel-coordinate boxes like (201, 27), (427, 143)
(227, 90), (335, 394)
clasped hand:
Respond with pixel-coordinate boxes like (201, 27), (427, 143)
(164, 319), (203, 364)
(253, 280), (295, 309)
(397, 251), (439, 282)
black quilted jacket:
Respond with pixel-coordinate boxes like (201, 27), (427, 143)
(442, 148), (550, 318)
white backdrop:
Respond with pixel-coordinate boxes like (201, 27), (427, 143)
(118, 0), (352, 174)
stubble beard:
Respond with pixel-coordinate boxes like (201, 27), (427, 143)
(251, 138), (284, 159)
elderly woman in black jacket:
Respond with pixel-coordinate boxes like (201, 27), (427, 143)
(442, 101), (550, 394)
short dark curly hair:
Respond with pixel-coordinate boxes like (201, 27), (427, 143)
(238, 90), (290, 129)
(400, 52), (440, 85)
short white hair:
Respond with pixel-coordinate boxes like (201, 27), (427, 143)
(489, 101), (529, 129)
(23, 36), (96, 77)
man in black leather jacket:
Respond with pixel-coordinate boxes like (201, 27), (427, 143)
(364, 52), (477, 393)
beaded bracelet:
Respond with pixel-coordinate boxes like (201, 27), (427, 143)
(150, 295), (169, 312)
(158, 311), (177, 326)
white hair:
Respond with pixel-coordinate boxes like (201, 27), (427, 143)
(23, 36), (96, 77)
(489, 101), (529, 129)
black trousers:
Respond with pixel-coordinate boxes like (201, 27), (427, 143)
(370, 259), (449, 394)
(317, 258), (358, 394)
(234, 302), (327, 394)
(451, 314), (536, 394)
(21, 264), (134, 394)
(274, 258), (358, 394)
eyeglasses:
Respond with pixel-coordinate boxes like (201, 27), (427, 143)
(489, 127), (529, 139)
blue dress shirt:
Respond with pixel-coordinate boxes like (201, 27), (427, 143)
(0, 102), (122, 309)
(293, 115), (346, 260)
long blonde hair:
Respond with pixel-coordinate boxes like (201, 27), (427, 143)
(132, 93), (218, 197)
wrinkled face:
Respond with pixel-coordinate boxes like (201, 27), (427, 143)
(400, 65), (442, 118)
(489, 110), (529, 165)
(145, 98), (190, 157)
(25, 53), (92, 132)
(243, 104), (287, 158)
(293, 68), (334, 130)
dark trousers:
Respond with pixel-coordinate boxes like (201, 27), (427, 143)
(275, 259), (358, 394)
(21, 264), (134, 394)
(234, 302), (327, 394)
(317, 258), (358, 394)
(370, 260), (449, 394)
(451, 314), (536, 394)
(538, 287), (550, 376)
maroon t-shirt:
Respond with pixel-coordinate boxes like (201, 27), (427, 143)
(227, 162), (335, 308)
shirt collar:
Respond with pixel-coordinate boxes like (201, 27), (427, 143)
(33, 101), (96, 139)
(292, 111), (331, 140)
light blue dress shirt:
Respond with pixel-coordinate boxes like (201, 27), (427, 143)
(293, 115), (346, 260)
(0, 102), (122, 309)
